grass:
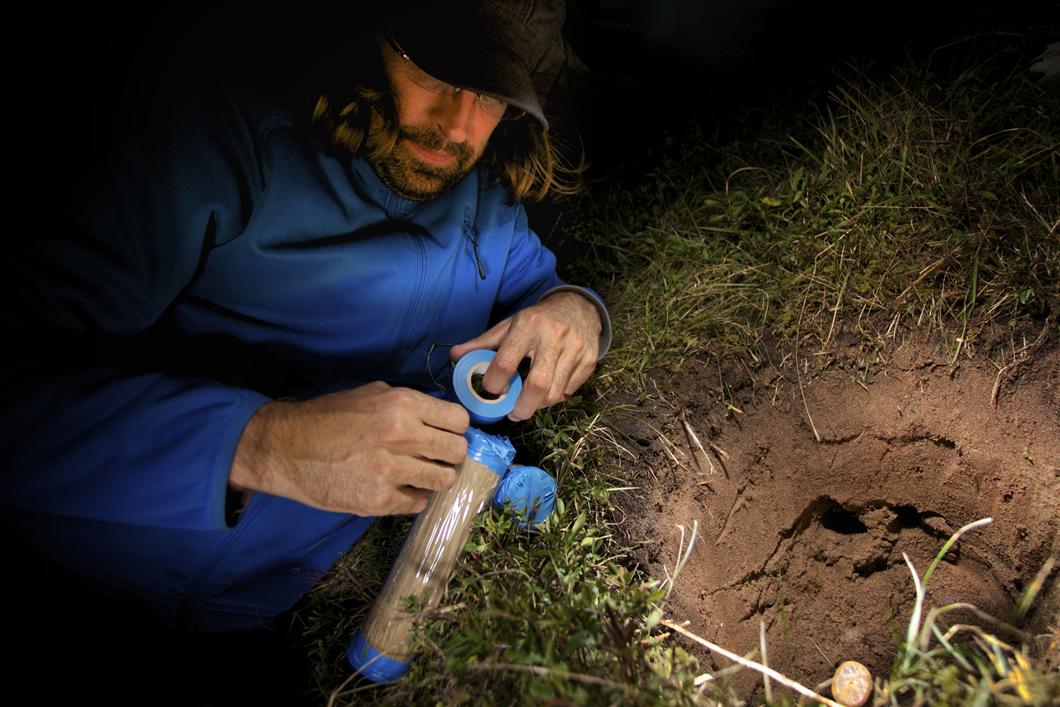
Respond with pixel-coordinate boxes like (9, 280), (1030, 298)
(572, 48), (1057, 388)
(884, 519), (1059, 706)
(295, 18), (1059, 707)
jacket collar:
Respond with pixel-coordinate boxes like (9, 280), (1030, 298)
(347, 156), (423, 220)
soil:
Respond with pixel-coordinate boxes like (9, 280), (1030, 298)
(609, 330), (1059, 697)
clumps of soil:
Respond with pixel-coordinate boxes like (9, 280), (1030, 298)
(610, 335), (1059, 695)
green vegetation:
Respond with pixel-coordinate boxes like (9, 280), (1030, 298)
(884, 520), (1058, 705)
(576, 49), (1057, 387)
(300, 26), (1059, 706)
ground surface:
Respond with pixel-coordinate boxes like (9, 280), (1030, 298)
(612, 330), (1059, 696)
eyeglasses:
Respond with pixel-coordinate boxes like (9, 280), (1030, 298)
(383, 34), (526, 121)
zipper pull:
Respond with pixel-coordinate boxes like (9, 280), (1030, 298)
(471, 236), (486, 280)
(466, 218), (487, 280)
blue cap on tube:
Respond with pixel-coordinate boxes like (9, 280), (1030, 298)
(465, 426), (516, 475)
(346, 631), (411, 682)
(493, 464), (556, 529)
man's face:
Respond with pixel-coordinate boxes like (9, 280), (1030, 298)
(367, 36), (504, 201)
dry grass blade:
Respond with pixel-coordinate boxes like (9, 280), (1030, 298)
(664, 520), (701, 598)
(1014, 556), (1056, 623)
(661, 618), (843, 706)
(918, 602), (1032, 652)
(902, 552), (926, 671)
(990, 318), (1052, 407)
(682, 417), (718, 476)
(794, 301), (822, 443)
(895, 256), (946, 304)
(709, 442), (731, 461)
(760, 619), (773, 704)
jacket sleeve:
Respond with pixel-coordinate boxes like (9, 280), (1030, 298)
(492, 205), (612, 358)
(1, 90), (269, 531)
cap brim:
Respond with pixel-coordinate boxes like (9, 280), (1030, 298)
(387, 20), (548, 131)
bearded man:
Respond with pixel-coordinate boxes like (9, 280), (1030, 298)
(2, 0), (608, 700)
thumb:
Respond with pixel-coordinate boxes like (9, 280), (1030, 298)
(450, 318), (512, 361)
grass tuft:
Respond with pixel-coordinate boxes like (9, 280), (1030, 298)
(884, 519), (1060, 706)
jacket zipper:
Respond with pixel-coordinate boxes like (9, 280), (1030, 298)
(464, 211), (487, 280)
(393, 234), (427, 363)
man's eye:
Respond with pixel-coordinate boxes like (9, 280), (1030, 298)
(480, 95), (507, 112)
(410, 66), (448, 90)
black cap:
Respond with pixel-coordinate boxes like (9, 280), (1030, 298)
(381, 0), (566, 131)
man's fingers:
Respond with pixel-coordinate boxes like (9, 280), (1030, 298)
(566, 358), (597, 396)
(396, 456), (458, 493)
(510, 342), (560, 420)
(545, 349), (581, 408)
(510, 353), (594, 421)
(483, 323), (535, 395)
(451, 294), (601, 420)
(392, 486), (431, 515)
(409, 426), (468, 465)
(417, 394), (471, 435)
(450, 318), (511, 361)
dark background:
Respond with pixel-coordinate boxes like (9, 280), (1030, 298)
(566, 0), (1055, 167)
(22, 1), (1056, 171)
(18, 1), (1055, 256)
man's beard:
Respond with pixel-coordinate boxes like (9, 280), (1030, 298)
(366, 122), (477, 202)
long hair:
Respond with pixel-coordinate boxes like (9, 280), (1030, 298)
(309, 44), (583, 203)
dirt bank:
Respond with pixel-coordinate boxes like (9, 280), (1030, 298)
(611, 333), (1059, 695)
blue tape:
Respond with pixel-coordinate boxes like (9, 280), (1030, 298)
(451, 349), (522, 424)
(465, 427), (516, 475)
(493, 465), (557, 529)
(346, 632), (411, 683)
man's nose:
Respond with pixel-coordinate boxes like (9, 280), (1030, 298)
(432, 89), (478, 144)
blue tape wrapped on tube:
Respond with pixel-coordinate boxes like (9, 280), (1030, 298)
(347, 631), (411, 682)
(493, 465), (556, 529)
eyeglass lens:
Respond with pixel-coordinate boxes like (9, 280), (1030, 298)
(387, 35), (521, 120)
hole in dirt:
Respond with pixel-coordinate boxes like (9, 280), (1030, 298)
(616, 345), (1060, 701)
(819, 506), (868, 534)
(890, 505), (922, 530)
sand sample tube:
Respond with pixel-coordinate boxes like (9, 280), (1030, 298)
(346, 427), (516, 682)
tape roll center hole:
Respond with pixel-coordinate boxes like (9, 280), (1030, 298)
(470, 372), (503, 401)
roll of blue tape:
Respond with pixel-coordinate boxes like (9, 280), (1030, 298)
(451, 349), (522, 425)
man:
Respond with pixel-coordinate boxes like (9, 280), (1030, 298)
(2, 0), (608, 698)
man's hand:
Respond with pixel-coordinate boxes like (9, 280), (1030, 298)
(449, 291), (601, 421)
(229, 382), (469, 516)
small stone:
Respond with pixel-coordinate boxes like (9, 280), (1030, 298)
(831, 660), (872, 707)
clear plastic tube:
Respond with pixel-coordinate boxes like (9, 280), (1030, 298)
(347, 428), (514, 681)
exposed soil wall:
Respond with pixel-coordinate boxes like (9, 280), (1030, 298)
(612, 335), (1059, 695)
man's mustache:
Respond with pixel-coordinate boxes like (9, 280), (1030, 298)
(399, 126), (474, 164)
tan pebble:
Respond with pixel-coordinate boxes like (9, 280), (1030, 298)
(831, 660), (872, 707)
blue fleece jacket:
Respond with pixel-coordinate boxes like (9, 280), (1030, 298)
(1, 89), (604, 630)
